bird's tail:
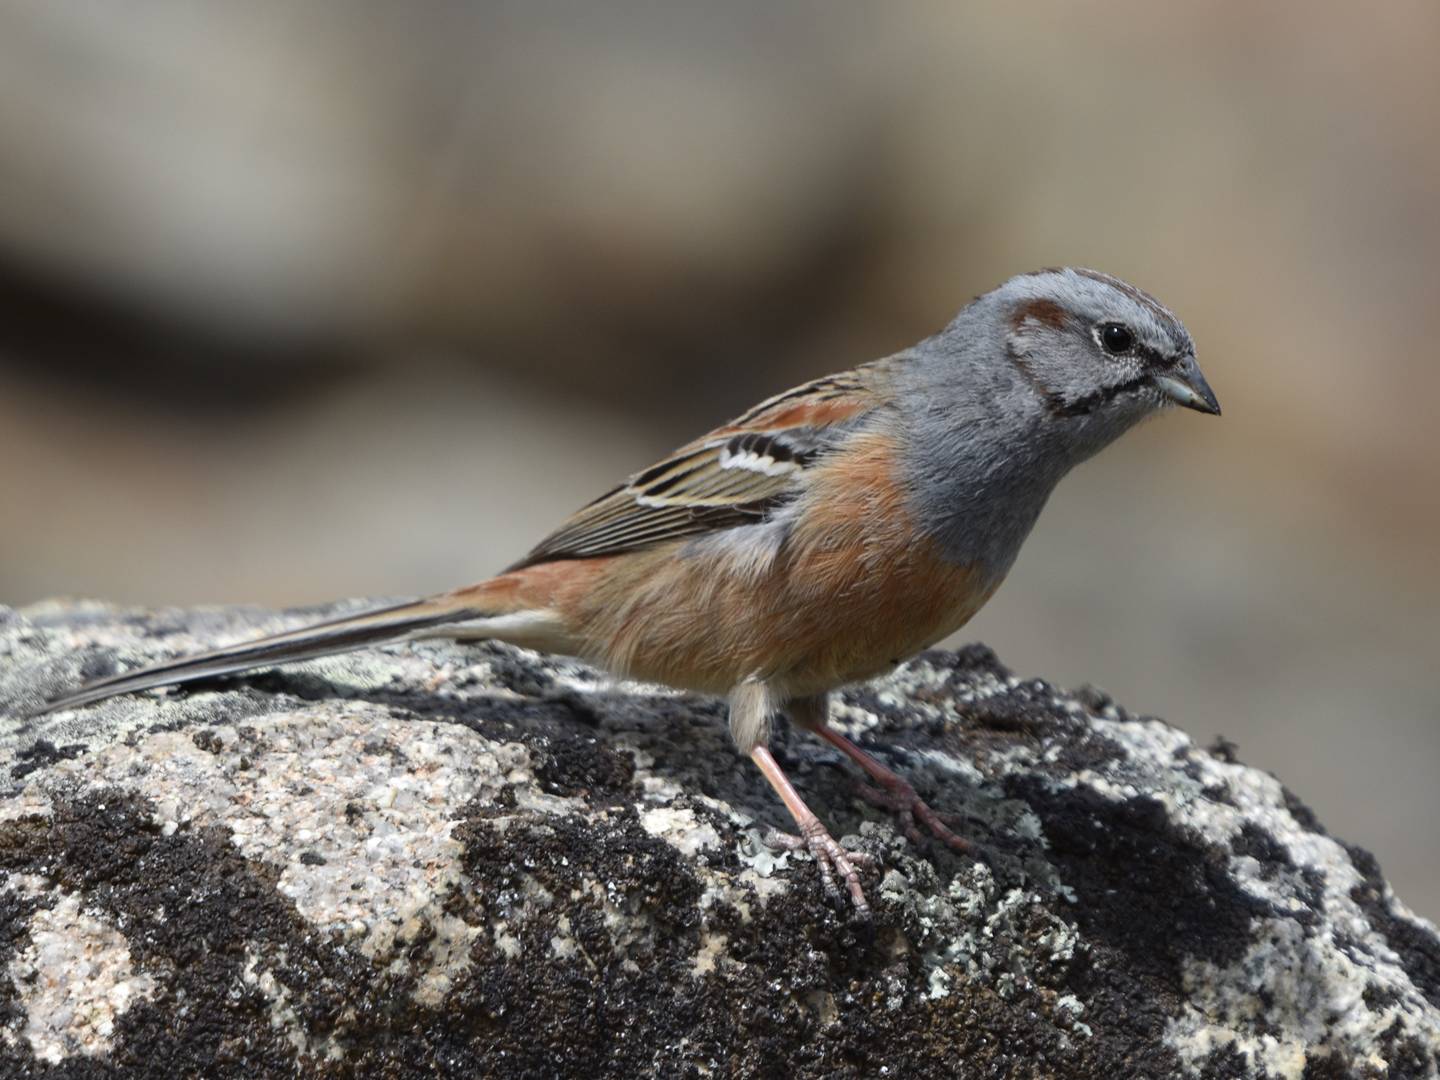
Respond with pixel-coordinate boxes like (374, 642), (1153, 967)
(34, 591), (501, 716)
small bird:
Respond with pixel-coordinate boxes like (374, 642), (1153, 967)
(38, 268), (1219, 913)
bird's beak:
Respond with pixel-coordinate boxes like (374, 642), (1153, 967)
(1153, 354), (1221, 415)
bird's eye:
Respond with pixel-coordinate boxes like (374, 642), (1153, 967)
(1098, 323), (1135, 355)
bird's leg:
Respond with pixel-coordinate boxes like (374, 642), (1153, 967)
(789, 694), (972, 854)
(731, 679), (874, 914)
(749, 745), (875, 915)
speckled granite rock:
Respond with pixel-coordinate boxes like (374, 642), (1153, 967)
(0, 602), (1436, 1079)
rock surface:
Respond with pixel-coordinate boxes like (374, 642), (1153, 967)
(0, 601), (1437, 1079)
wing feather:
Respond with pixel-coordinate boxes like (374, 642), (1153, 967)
(509, 363), (894, 568)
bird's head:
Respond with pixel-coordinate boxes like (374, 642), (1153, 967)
(994, 267), (1219, 428)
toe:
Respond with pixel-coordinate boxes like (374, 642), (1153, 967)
(762, 828), (806, 853)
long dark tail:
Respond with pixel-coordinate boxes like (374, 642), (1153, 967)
(35, 595), (485, 716)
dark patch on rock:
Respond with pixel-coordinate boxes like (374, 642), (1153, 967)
(532, 732), (637, 800)
(1007, 780), (1268, 990)
(1201, 781), (1236, 805)
(1206, 735), (1241, 764)
(1298, 1052), (1350, 1079)
(543, 688), (608, 729)
(936, 642), (1011, 680)
(1369, 1027), (1435, 1080)
(191, 728), (225, 754)
(0, 879), (46, 1040)
(966, 690), (1051, 736)
(9, 738), (86, 781)
(78, 649), (122, 682)
(984, 701), (1126, 784)
(1348, 844), (1440, 1010)
(1363, 980), (1402, 1011)
(441, 800), (1192, 1080)
(469, 640), (561, 699)
(1197, 1043), (1254, 1079)
(1233, 821), (1292, 878)
(457, 802), (707, 926)
(0, 790), (349, 1076)
(872, 653), (1132, 789)
(206, 667), (344, 707)
(1282, 785), (1328, 837)
(1072, 683), (1115, 713)
(1297, 866), (1329, 914)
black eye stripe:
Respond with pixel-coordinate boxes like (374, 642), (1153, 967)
(1139, 343), (1181, 368)
(1054, 374), (1152, 417)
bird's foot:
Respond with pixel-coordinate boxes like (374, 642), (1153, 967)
(854, 774), (973, 854)
(805, 723), (978, 856)
(764, 819), (878, 917)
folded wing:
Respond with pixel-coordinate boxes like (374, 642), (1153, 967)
(510, 366), (891, 568)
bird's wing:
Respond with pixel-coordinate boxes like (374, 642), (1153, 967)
(510, 365), (893, 568)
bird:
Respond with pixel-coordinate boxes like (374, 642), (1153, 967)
(35, 267), (1219, 914)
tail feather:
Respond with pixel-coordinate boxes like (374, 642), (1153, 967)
(34, 597), (482, 716)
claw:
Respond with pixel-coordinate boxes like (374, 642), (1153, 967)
(764, 820), (875, 915)
(855, 773), (973, 853)
(806, 723), (980, 855)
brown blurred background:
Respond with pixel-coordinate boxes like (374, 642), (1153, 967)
(0, 3), (1436, 916)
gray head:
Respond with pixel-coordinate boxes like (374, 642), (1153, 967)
(896, 268), (1219, 570)
(904, 267), (1219, 471)
(984, 267), (1218, 424)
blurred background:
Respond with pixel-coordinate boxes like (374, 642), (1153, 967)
(0, 3), (1435, 915)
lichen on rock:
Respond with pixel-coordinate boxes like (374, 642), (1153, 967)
(1, 602), (1437, 1078)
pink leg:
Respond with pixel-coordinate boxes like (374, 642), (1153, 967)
(749, 745), (876, 915)
(791, 695), (972, 854)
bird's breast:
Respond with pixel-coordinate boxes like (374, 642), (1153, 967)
(575, 430), (1006, 695)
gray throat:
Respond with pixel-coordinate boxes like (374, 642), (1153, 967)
(890, 339), (1138, 577)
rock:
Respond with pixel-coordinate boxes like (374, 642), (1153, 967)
(1, 601), (1437, 1079)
